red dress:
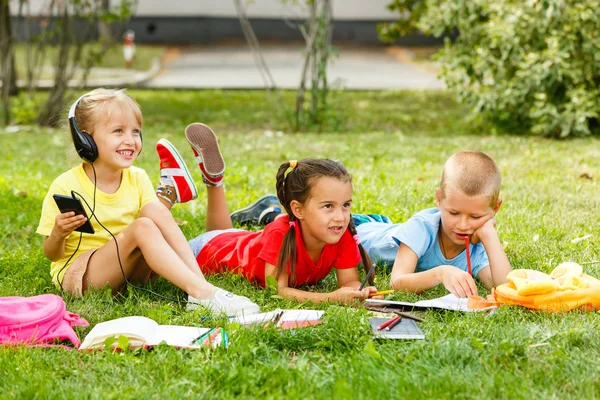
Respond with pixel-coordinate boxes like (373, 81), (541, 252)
(196, 215), (361, 287)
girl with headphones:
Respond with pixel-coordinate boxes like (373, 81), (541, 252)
(36, 88), (259, 317)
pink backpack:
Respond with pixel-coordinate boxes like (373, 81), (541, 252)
(0, 294), (89, 348)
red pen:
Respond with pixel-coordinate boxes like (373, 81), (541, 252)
(464, 236), (472, 276)
(377, 315), (401, 331)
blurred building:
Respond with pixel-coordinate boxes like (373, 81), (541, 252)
(10, 0), (438, 45)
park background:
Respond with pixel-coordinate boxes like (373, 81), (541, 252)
(1, 0), (600, 398)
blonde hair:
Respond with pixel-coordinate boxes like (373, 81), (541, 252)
(72, 88), (142, 133)
(440, 151), (501, 205)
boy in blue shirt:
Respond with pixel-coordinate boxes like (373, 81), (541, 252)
(355, 151), (512, 298)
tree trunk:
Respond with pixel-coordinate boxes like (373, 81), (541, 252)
(0, 0), (18, 125)
(295, 1), (318, 131)
(97, 0), (112, 43)
(37, 3), (73, 127)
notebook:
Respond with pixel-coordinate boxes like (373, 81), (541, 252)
(369, 317), (425, 340)
(79, 316), (225, 350)
(232, 309), (324, 329)
(365, 293), (495, 312)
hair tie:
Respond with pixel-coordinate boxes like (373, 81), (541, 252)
(353, 235), (361, 245)
(289, 160), (297, 170)
(289, 221), (296, 228)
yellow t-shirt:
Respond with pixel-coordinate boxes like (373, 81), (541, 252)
(36, 164), (158, 286)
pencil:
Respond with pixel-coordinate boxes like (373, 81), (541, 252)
(393, 310), (424, 322)
(359, 263), (377, 290)
(385, 316), (402, 331)
(272, 311), (284, 326)
(369, 290), (394, 297)
(190, 328), (213, 345)
(377, 315), (401, 331)
(203, 327), (222, 347)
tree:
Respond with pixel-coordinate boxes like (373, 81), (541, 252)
(6, 0), (137, 127)
(35, 0), (136, 126)
(295, 0), (334, 132)
(234, 0), (336, 132)
(379, 0), (600, 138)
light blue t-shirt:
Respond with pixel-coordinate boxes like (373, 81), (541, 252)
(356, 208), (489, 277)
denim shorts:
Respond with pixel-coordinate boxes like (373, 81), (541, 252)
(188, 228), (244, 257)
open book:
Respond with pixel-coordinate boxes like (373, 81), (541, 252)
(365, 293), (495, 312)
(232, 309), (324, 329)
(79, 316), (225, 350)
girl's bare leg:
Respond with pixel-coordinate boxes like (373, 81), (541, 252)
(139, 201), (210, 281)
(205, 186), (233, 231)
(82, 217), (216, 300)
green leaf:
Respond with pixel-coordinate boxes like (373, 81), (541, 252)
(103, 336), (115, 349)
(471, 337), (487, 349)
(117, 335), (130, 351)
(363, 340), (382, 359)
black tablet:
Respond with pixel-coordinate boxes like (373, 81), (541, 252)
(52, 194), (95, 234)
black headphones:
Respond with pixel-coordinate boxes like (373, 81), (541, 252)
(68, 95), (98, 163)
(68, 94), (142, 163)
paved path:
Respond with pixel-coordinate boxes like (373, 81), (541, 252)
(146, 45), (444, 90)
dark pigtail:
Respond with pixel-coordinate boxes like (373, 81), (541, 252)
(347, 215), (374, 285)
(275, 161), (298, 285)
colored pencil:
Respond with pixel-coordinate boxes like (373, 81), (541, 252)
(264, 311), (284, 329)
(385, 315), (402, 331)
(393, 310), (424, 322)
(359, 263), (377, 290)
(203, 327), (222, 347)
(377, 315), (401, 331)
(369, 290), (394, 297)
(464, 236), (472, 275)
(190, 328), (213, 345)
(272, 311), (285, 326)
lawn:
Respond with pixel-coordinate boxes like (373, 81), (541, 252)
(1, 89), (600, 399)
(12, 44), (164, 80)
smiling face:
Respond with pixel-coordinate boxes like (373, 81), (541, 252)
(291, 176), (353, 253)
(90, 102), (142, 172)
(436, 186), (500, 246)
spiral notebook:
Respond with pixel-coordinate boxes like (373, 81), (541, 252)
(366, 293), (494, 312)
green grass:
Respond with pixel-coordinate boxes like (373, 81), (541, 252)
(1, 90), (600, 398)
(13, 44), (164, 79)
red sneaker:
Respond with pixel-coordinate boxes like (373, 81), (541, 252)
(184, 123), (225, 187)
(156, 139), (198, 205)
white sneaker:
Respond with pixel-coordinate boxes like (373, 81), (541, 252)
(186, 289), (260, 317)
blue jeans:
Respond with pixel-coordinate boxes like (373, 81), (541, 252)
(188, 228), (244, 257)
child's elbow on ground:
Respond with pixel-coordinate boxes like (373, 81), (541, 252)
(390, 274), (409, 292)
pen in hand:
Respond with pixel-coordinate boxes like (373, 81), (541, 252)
(359, 263), (377, 291)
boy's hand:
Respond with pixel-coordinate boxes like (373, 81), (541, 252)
(53, 211), (87, 239)
(439, 265), (478, 298)
(330, 286), (372, 304)
(470, 217), (497, 245)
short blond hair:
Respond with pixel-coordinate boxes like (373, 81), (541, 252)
(440, 151), (501, 205)
(73, 88), (142, 133)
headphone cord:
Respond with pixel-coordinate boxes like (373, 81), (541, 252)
(56, 161), (99, 291)
(58, 163), (183, 304)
